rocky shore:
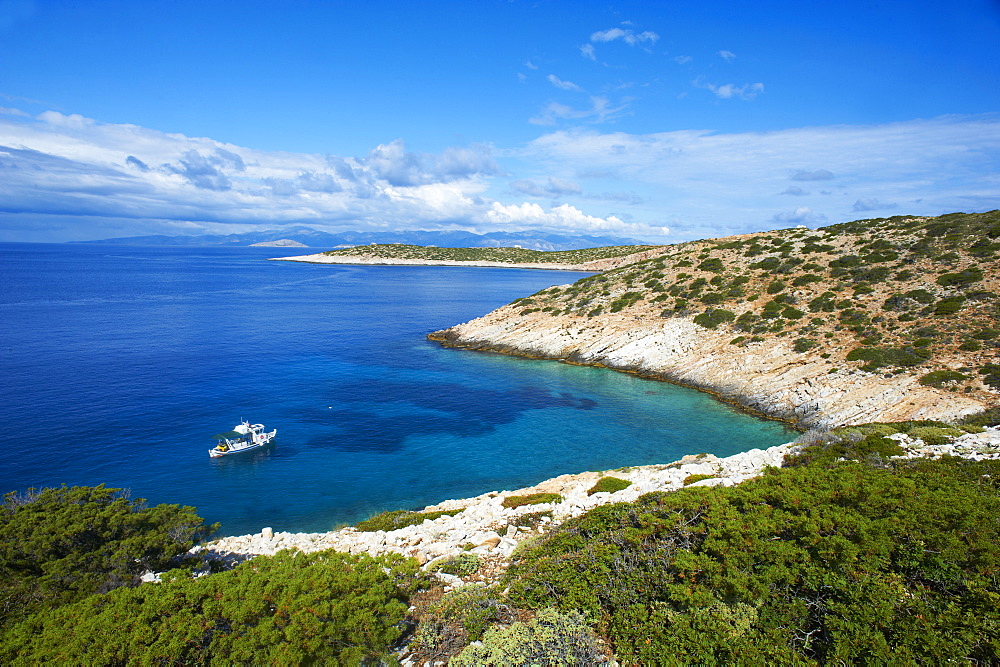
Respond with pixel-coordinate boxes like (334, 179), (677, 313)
(195, 427), (1000, 582)
(429, 307), (988, 429)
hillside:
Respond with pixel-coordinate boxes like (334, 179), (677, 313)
(431, 211), (1000, 427)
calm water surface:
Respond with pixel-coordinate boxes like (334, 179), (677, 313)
(0, 243), (796, 535)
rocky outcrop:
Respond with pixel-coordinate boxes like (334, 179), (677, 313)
(430, 306), (988, 429)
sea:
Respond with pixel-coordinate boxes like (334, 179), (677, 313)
(0, 243), (797, 536)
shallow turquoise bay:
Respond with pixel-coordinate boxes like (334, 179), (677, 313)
(0, 243), (796, 535)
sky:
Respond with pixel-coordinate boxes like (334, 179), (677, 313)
(1, 0), (999, 243)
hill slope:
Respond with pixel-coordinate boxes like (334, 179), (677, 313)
(431, 211), (1000, 428)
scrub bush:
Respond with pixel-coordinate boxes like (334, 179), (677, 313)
(0, 550), (424, 664)
(450, 608), (604, 666)
(502, 493), (563, 509)
(504, 459), (1000, 664)
(587, 476), (633, 495)
(411, 586), (516, 662)
(355, 508), (464, 532)
(693, 308), (736, 329)
(918, 370), (967, 387)
(0, 485), (216, 627)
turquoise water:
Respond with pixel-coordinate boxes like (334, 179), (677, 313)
(0, 243), (796, 535)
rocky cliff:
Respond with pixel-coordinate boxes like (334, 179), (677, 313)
(431, 211), (1000, 428)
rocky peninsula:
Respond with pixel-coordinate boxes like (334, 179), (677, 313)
(432, 211), (1000, 429)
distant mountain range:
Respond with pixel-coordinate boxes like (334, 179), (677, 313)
(71, 226), (642, 251)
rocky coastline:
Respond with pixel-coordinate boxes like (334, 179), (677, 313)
(429, 306), (988, 430)
(195, 427), (1000, 581)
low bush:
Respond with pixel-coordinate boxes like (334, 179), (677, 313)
(693, 308), (736, 329)
(450, 608), (604, 666)
(934, 295), (966, 316)
(587, 476), (633, 495)
(846, 345), (931, 371)
(0, 485), (216, 627)
(502, 493), (563, 509)
(919, 370), (967, 387)
(411, 586), (516, 662)
(936, 267), (984, 287)
(504, 458), (1000, 664)
(355, 508), (464, 532)
(792, 338), (818, 353)
(682, 473), (717, 486)
(429, 553), (481, 577)
(0, 550), (425, 664)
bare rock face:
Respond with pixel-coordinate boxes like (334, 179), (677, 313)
(430, 305), (987, 429)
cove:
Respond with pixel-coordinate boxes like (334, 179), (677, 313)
(0, 243), (797, 535)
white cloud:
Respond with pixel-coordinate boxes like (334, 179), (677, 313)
(510, 176), (581, 198)
(529, 96), (629, 126)
(484, 201), (656, 235)
(547, 74), (583, 92)
(780, 186), (808, 196)
(580, 44), (596, 61)
(590, 27), (659, 46)
(517, 115), (1000, 238)
(695, 80), (765, 100)
(0, 106), (29, 117)
(525, 60), (538, 70)
(674, 55), (693, 65)
(718, 50), (736, 62)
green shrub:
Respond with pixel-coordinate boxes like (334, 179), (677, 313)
(355, 508), (464, 532)
(793, 338), (818, 353)
(846, 345), (931, 371)
(907, 425), (963, 446)
(919, 370), (967, 387)
(936, 268), (984, 287)
(513, 511), (553, 528)
(0, 485), (216, 627)
(960, 340), (983, 351)
(693, 308), (736, 329)
(0, 550), (424, 664)
(934, 296), (966, 316)
(430, 553), (481, 576)
(451, 608), (604, 666)
(697, 258), (724, 272)
(411, 586), (515, 662)
(766, 280), (786, 294)
(587, 476), (633, 495)
(682, 473), (718, 486)
(502, 493), (563, 509)
(504, 459), (1000, 664)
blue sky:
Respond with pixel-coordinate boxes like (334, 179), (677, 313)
(1, 0), (999, 243)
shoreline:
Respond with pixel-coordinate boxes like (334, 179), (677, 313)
(428, 310), (988, 430)
(268, 252), (596, 271)
(195, 427), (1000, 574)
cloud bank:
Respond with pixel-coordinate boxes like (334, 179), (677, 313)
(1, 109), (998, 242)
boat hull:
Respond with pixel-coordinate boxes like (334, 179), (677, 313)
(209, 428), (276, 457)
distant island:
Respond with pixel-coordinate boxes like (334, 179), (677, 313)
(71, 226), (640, 252)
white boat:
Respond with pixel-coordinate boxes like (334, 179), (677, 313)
(209, 421), (276, 457)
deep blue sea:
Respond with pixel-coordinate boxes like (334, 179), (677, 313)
(0, 243), (796, 536)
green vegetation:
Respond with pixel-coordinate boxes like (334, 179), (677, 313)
(682, 473), (717, 485)
(503, 457), (1000, 664)
(502, 493), (563, 509)
(1, 549), (424, 664)
(919, 369), (967, 387)
(501, 210), (998, 393)
(587, 476), (633, 495)
(411, 586), (516, 662)
(429, 553), (481, 576)
(0, 485), (216, 627)
(354, 507), (464, 532)
(324, 243), (655, 265)
(451, 608), (604, 666)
